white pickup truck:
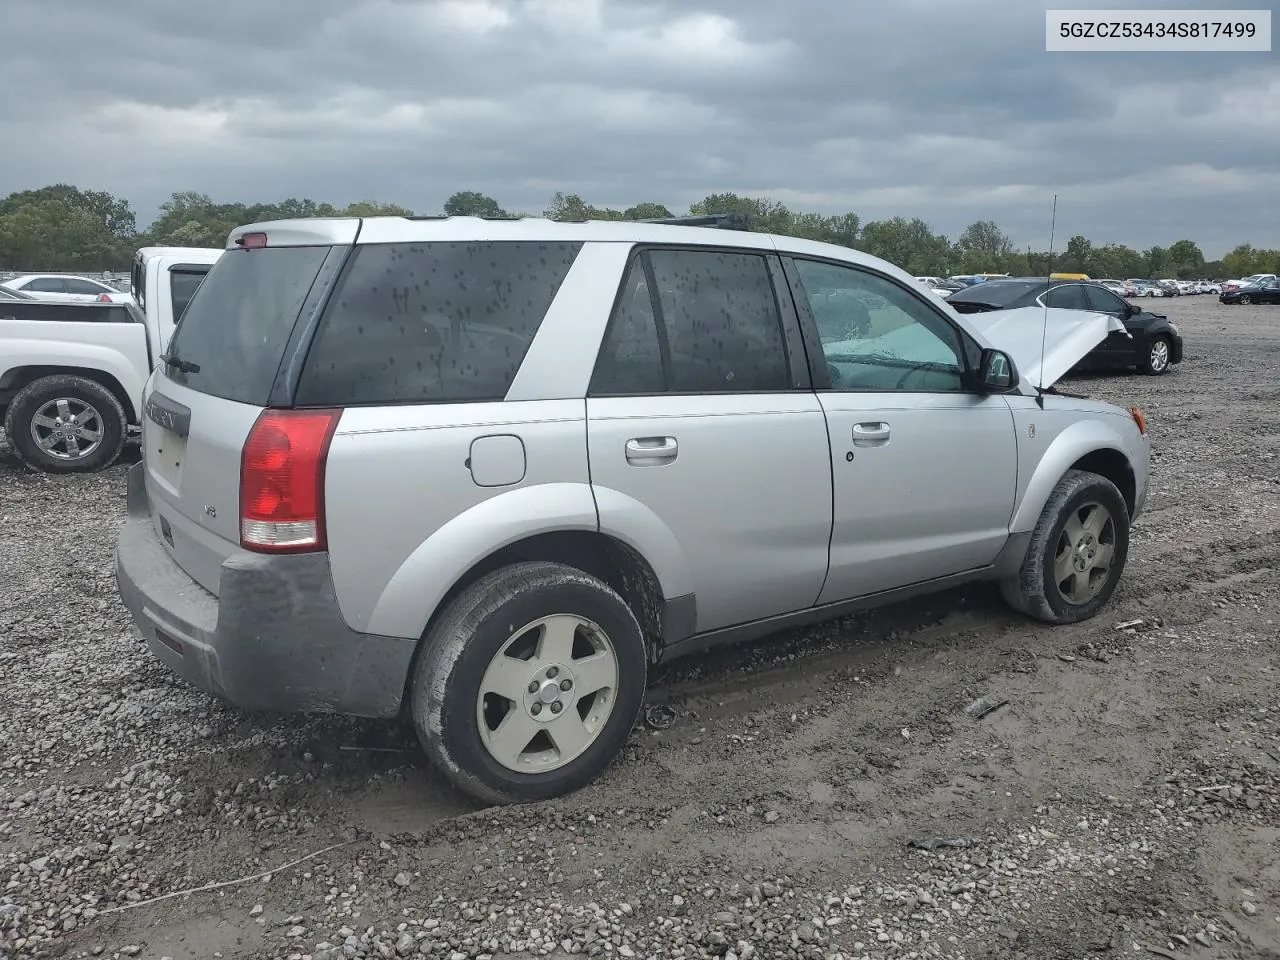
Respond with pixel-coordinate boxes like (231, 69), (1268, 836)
(0, 246), (223, 473)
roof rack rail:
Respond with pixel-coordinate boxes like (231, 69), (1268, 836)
(641, 213), (750, 231)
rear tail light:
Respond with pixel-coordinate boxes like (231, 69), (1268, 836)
(97, 293), (112, 301)
(237, 232), (268, 249)
(240, 409), (341, 552)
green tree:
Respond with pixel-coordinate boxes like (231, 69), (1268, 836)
(688, 193), (794, 234)
(955, 220), (1013, 271)
(859, 217), (951, 275)
(1061, 234), (1093, 273)
(338, 200), (414, 217)
(0, 184), (136, 239)
(1144, 245), (1167, 277)
(1221, 243), (1279, 277)
(0, 199), (126, 270)
(543, 192), (624, 220)
(1166, 239), (1206, 278)
(622, 202), (673, 220)
(443, 191), (505, 217)
(272, 198), (339, 218)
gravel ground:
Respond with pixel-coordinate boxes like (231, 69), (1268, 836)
(1, 296), (1277, 960)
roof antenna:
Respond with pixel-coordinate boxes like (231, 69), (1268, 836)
(1035, 194), (1058, 410)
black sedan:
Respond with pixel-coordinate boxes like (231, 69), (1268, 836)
(946, 278), (1184, 375)
(1219, 279), (1280, 305)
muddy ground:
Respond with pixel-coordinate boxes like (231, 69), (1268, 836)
(1, 296), (1277, 960)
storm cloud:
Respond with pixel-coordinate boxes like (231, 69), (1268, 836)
(2, 0), (1276, 255)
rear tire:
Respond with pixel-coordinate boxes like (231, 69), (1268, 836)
(1000, 469), (1130, 624)
(411, 561), (648, 805)
(3, 375), (126, 474)
(1239, 294), (1252, 305)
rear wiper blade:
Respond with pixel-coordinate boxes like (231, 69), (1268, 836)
(159, 353), (200, 374)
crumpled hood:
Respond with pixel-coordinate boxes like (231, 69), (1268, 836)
(962, 306), (1129, 390)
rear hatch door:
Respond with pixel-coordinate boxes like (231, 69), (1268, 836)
(141, 232), (349, 595)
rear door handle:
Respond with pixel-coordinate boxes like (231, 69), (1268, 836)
(625, 436), (678, 465)
(852, 422), (891, 447)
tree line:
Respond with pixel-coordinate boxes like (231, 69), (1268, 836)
(2, 183), (1276, 281)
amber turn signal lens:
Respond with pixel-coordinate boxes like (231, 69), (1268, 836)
(1129, 406), (1147, 435)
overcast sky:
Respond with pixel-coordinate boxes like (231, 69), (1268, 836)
(2, 0), (1276, 256)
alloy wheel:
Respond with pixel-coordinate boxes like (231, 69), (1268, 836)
(29, 398), (105, 461)
(1054, 501), (1117, 605)
(1148, 339), (1170, 373)
(476, 614), (619, 773)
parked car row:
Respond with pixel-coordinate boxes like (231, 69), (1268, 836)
(919, 273), (1236, 304)
(915, 275), (1010, 299)
(0, 273), (134, 303)
(1219, 276), (1280, 304)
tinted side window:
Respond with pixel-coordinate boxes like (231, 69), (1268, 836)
(169, 268), (209, 322)
(131, 260), (145, 308)
(1084, 285), (1126, 313)
(647, 249), (789, 393)
(23, 277), (66, 293)
(589, 259), (665, 395)
(297, 241), (581, 406)
(1043, 284), (1090, 310)
(64, 278), (107, 295)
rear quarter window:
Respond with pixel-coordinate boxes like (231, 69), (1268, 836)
(295, 241), (582, 406)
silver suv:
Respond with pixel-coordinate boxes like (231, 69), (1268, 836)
(116, 215), (1150, 804)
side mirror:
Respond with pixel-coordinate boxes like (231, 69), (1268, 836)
(977, 348), (1019, 393)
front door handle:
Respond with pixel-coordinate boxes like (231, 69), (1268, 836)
(852, 422), (891, 447)
(625, 436), (678, 465)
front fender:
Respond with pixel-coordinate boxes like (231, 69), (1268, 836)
(365, 482), (599, 640)
(1010, 417), (1137, 532)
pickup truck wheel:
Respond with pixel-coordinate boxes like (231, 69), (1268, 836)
(4, 375), (126, 474)
(411, 561), (647, 805)
(1000, 469), (1130, 624)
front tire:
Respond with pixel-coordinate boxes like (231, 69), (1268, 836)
(1142, 335), (1172, 375)
(1239, 294), (1252, 305)
(3, 375), (126, 474)
(411, 561), (648, 805)
(1000, 470), (1130, 624)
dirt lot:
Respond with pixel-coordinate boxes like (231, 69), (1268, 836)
(1, 296), (1277, 960)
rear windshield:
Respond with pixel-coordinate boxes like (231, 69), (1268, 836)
(164, 246), (330, 405)
(295, 241), (582, 406)
(169, 267), (211, 323)
(947, 280), (1041, 307)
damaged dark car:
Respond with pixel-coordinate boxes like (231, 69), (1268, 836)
(946, 278), (1183, 375)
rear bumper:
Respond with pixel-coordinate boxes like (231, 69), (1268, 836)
(115, 462), (414, 718)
